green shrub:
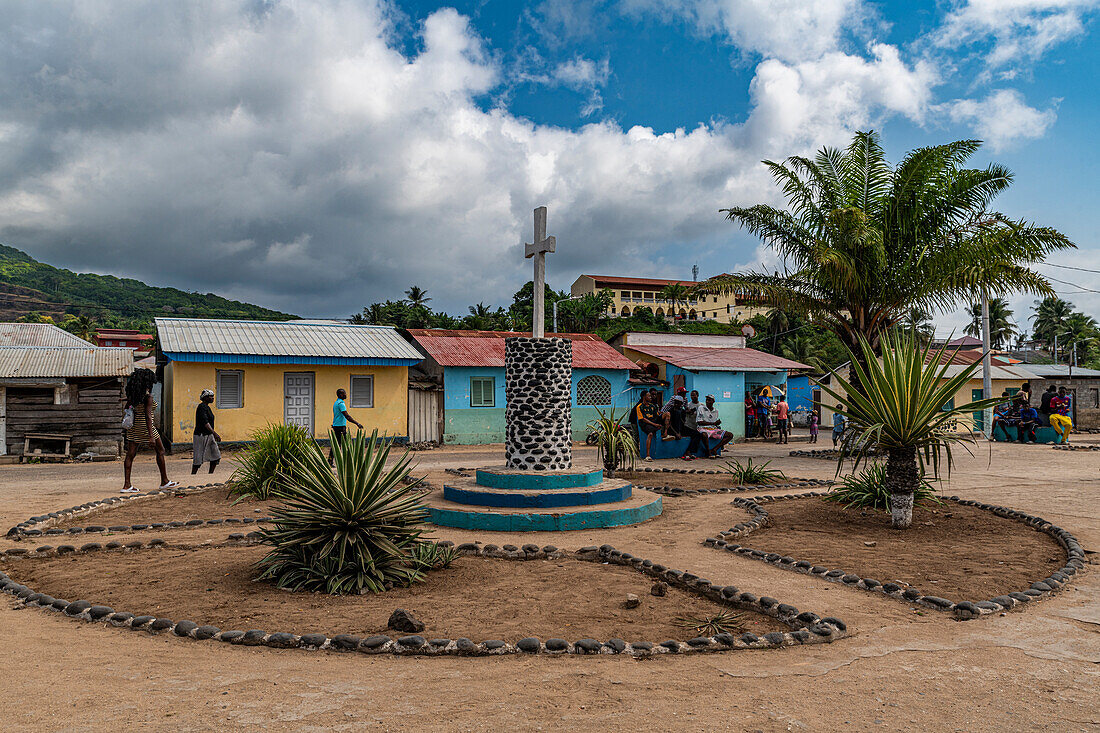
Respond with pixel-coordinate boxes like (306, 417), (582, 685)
(410, 541), (459, 572)
(229, 423), (315, 500)
(722, 457), (786, 484)
(674, 610), (745, 635)
(825, 464), (943, 511)
(255, 430), (430, 594)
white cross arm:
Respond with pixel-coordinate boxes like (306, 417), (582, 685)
(525, 235), (555, 259)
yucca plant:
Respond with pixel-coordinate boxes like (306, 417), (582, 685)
(674, 610), (745, 636)
(255, 429), (429, 594)
(410, 541), (459, 572)
(587, 406), (639, 477)
(722, 457), (786, 484)
(818, 330), (1001, 528)
(825, 463), (942, 511)
(229, 423), (314, 500)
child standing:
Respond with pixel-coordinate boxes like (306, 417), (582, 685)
(809, 411), (819, 443)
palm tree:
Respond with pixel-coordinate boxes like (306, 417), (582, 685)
(698, 131), (1073, 390)
(892, 307), (935, 345)
(1062, 312), (1099, 362)
(658, 283), (690, 321)
(779, 333), (826, 372)
(464, 302), (494, 330)
(963, 298), (1017, 349)
(404, 286), (431, 308)
(764, 307), (790, 351)
(1030, 296), (1074, 353)
(63, 315), (96, 342)
(819, 331), (1001, 528)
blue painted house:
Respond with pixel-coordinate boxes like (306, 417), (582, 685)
(404, 330), (639, 445)
(612, 332), (810, 455)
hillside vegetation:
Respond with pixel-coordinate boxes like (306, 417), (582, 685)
(0, 244), (294, 328)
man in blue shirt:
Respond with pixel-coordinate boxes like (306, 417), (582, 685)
(1016, 399), (1040, 444)
(329, 388), (363, 465)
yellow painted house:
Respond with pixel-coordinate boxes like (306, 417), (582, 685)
(156, 318), (423, 444)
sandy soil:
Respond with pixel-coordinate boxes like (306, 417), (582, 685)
(47, 488), (276, 528)
(3, 548), (782, 640)
(0, 437), (1097, 732)
(617, 468), (806, 490)
(736, 498), (1065, 598)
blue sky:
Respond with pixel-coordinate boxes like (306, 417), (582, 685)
(0, 0), (1097, 334)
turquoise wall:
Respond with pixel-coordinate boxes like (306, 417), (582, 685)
(441, 366), (632, 445)
(625, 368), (789, 441)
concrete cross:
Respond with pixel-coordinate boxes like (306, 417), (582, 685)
(524, 206), (556, 338)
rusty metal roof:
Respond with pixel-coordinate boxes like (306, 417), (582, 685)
(0, 323), (91, 348)
(157, 318), (422, 363)
(626, 344), (810, 372)
(0, 347), (133, 378)
(405, 330), (638, 370)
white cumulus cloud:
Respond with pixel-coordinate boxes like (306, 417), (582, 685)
(945, 89), (1058, 150)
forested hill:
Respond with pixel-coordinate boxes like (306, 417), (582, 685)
(0, 244), (295, 326)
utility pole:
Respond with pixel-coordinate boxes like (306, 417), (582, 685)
(981, 290), (993, 438)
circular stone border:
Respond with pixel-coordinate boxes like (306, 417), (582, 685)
(700, 492), (1087, 620)
(788, 449), (884, 460)
(0, 537), (848, 657)
(5, 483), (234, 539)
(633, 480), (833, 498)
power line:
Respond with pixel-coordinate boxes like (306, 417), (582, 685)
(1039, 262), (1100, 275)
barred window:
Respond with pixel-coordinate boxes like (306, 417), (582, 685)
(577, 375), (613, 406)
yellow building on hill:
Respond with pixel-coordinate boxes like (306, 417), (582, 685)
(570, 274), (771, 323)
(156, 318), (423, 444)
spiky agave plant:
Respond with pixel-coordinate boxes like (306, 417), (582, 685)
(722, 457), (787, 484)
(255, 429), (429, 594)
(818, 330), (1000, 528)
(587, 406), (639, 477)
(673, 610), (746, 636)
(825, 463), (942, 511)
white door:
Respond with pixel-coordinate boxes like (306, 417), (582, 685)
(408, 389), (442, 443)
(284, 373), (315, 434)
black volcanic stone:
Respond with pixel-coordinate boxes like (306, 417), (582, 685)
(109, 612), (135, 625)
(88, 605), (115, 620)
(174, 621), (199, 637)
(517, 637), (541, 653)
(481, 640), (506, 650)
(219, 630), (244, 642)
(686, 637), (711, 648)
(659, 640), (681, 651)
(195, 626), (221, 640)
(763, 632), (787, 646)
(150, 618), (175, 631)
(266, 633), (299, 648)
(603, 638), (627, 653)
(64, 600), (91, 616)
(299, 633), (327, 648)
(359, 635), (390, 650)
(574, 639), (601, 654)
(545, 638), (569, 652)
(397, 635), (425, 649)
(455, 638), (477, 653)
(239, 629), (267, 645)
(902, 588), (922, 601)
(331, 634), (361, 651)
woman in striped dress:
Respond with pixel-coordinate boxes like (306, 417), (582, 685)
(122, 368), (178, 493)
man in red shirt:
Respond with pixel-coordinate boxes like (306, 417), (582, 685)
(775, 393), (790, 444)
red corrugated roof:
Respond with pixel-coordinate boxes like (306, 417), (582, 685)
(406, 330), (638, 370)
(582, 275), (697, 288)
(626, 344), (810, 372)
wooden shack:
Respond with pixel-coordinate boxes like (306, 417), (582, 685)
(0, 323), (133, 458)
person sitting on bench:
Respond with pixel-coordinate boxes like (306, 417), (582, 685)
(1049, 387), (1073, 444)
(1017, 399), (1040, 444)
(659, 387), (688, 440)
(696, 394), (734, 458)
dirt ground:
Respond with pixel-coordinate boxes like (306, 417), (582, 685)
(48, 488), (277, 528)
(0, 438), (1098, 732)
(737, 498), (1065, 599)
(4, 548), (782, 640)
(616, 468), (807, 490)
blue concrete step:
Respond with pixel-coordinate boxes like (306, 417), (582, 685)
(474, 466), (604, 490)
(443, 477), (631, 508)
(425, 488), (663, 531)
(991, 423), (1060, 444)
(634, 426), (722, 460)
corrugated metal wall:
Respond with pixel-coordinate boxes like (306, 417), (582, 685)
(408, 389), (442, 444)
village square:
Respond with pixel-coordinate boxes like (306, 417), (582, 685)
(1, 1), (1099, 731)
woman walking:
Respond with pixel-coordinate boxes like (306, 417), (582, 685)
(122, 368), (178, 493)
(192, 389), (222, 475)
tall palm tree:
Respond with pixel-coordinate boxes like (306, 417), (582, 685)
(404, 286), (431, 308)
(63, 315), (96, 342)
(464, 302), (494, 330)
(1062, 312), (1099, 362)
(963, 298), (1017, 349)
(698, 131), (1073, 389)
(893, 307), (935, 345)
(1030, 296), (1074, 351)
(779, 333), (825, 372)
(658, 283), (690, 321)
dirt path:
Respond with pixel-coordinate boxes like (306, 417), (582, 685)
(1, 440), (1097, 732)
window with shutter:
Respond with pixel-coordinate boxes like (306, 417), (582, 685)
(350, 375), (374, 408)
(216, 370), (243, 409)
(470, 377), (495, 407)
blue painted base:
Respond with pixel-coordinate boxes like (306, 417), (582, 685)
(443, 481), (631, 508)
(475, 466), (604, 490)
(991, 423), (1059, 444)
(635, 427), (721, 460)
(427, 494), (663, 531)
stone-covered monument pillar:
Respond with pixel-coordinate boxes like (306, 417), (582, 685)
(505, 206), (572, 470)
(504, 336), (572, 470)
(425, 205), (662, 530)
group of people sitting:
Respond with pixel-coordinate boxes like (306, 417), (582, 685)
(744, 386), (792, 444)
(992, 382), (1074, 444)
(630, 387), (734, 462)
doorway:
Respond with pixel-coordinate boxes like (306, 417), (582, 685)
(284, 372), (315, 434)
